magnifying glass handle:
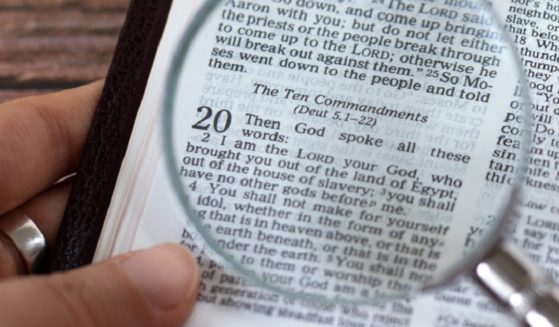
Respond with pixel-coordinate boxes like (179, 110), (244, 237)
(474, 241), (559, 327)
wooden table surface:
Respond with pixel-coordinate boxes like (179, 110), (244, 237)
(0, 0), (130, 103)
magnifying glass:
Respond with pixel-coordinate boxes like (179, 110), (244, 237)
(164, 0), (558, 325)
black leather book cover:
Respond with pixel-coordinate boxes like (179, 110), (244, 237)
(47, 0), (173, 272)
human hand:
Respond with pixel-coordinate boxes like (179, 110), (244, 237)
(0, 81), (199, 327)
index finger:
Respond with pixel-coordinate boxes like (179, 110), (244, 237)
(0, 81), (103, 214)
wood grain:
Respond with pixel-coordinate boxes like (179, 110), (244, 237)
(0, 0), (129, 103)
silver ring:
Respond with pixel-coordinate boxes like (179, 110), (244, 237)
(0, 210), (46, 273)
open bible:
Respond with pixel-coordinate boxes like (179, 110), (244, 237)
(55, 0), (559, 326)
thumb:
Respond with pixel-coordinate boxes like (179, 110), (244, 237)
(0, 244), (200, 327)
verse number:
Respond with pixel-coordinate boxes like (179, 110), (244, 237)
(201, 133), (210, 142)
(425, 69), (439, 78)
(514, 35), (526, 45)
(192, 106), (232, 133)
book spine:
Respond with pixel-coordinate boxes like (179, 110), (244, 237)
(46, 0), (173, 273)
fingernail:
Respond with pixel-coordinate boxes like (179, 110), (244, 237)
(120, 244), (199, 309)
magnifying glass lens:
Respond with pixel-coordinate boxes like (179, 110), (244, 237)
(166, 0), (529, 303)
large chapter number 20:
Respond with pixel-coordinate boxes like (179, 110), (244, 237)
(192, 106), (232, 133)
